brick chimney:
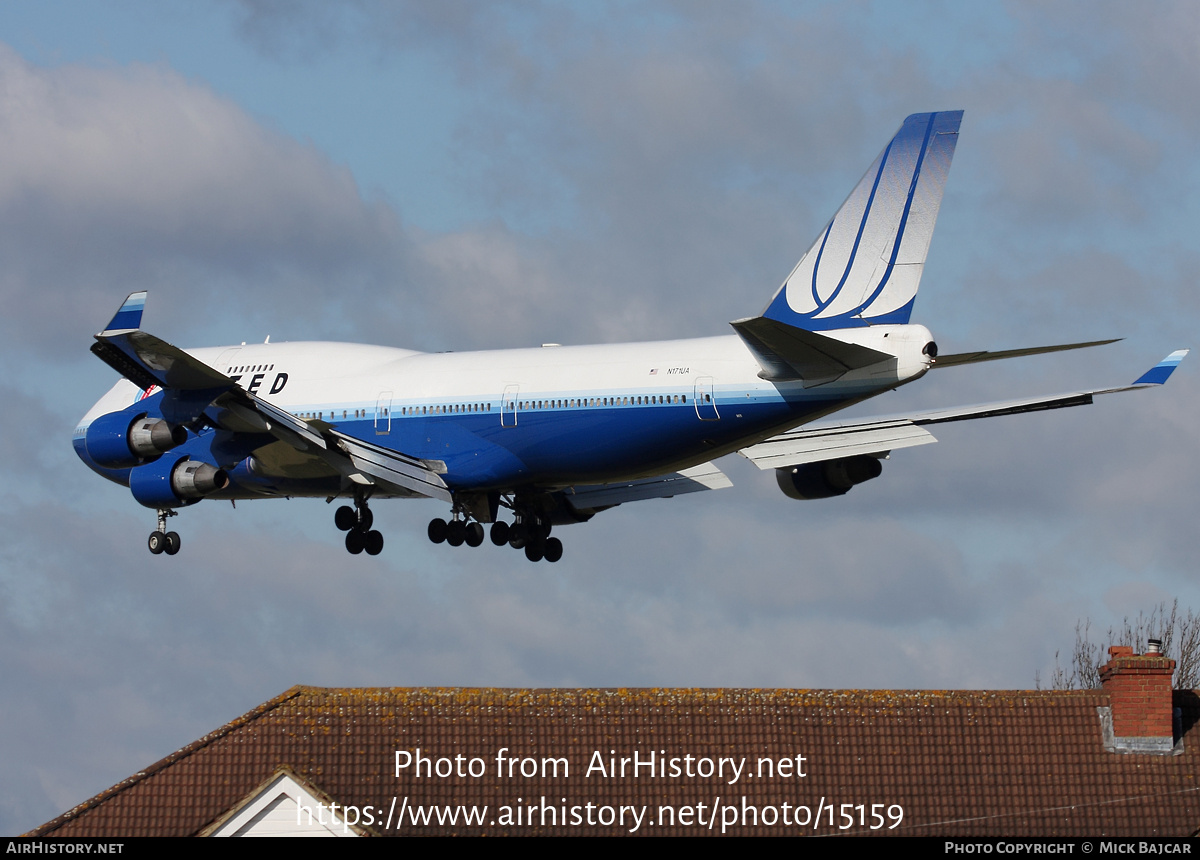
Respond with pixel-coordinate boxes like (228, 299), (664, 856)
(1098, 644), (1177, 754)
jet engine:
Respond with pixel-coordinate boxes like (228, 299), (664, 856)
(776, 455), (883, 500)
(129, 455), (229, 508)
(85, 411), (187, 468)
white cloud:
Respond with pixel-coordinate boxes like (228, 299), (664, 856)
(0, 45), (408, 348)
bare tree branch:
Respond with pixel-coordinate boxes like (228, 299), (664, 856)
(1044, 600), (1199, 689)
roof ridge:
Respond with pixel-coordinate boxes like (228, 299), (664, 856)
(284, 685), (1105, 699)
(25, 686), (306, 837)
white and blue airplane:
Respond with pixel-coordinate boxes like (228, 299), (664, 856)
(74, 111), (1186, 562)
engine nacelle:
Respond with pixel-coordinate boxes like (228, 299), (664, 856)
(776, 455), (883, 500)
(129, 455), (229, 508)
(85, 411), (187, 468)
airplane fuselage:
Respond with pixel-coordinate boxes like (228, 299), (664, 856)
(75, 324), (935, 499)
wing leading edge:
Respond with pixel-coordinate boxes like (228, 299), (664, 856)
(739, 350), (1189, 469)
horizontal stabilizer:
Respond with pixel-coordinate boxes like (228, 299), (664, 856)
(731, 316), (893, 385)
(564, 463), (731, 507)
(932, 339), (1119, 369)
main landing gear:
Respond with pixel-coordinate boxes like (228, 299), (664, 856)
(428, 507), (563, 563)
(148, 508), (181, 556)
(427, 516), (485, 548)
(335, 493), (383, 556)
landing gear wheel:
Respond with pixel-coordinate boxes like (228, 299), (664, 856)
(148, 531), (166, 555)
(427, 518), (447, 544)
(543, 537), (563, 563)
(465, 522), (485, 547)
(524, 541), (545, 563)
(358, 507), (374, 531)
(446, 520), (466, 547)
(508, 522), (529, 549)
(364, 530), (384, 556)
(490, 521), (510, 546)
(164, 532), (181, 555)
(335, 505), (357, 531)
(346, 529), (365, 554)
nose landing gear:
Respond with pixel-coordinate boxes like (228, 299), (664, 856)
(148, 509), (181, 556)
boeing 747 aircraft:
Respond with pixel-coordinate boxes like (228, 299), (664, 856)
(74, 111), (1186, 562)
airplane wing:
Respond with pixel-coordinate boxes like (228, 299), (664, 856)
(739, 350), (1188, 469)
(91, 292), (452, 502)
(562, 463), (732, 507)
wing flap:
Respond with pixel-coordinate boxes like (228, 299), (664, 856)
(564, 463), (731, 507)
(740, 420), (936, 470)
(232, 391), (328, 451)
(331, 432), (453, 503)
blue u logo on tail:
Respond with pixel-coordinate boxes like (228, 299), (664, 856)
(763, 111), (963, 331)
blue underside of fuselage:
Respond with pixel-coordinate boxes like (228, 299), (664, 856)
(75, 392), (845, 498)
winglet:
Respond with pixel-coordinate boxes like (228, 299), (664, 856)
(99, 291), (147, 335)
(1132, 349), (1188, 386)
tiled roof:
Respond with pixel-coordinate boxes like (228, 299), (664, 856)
(28, 687), (1200, 836)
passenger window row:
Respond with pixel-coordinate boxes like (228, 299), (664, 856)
(293, 394), (694, 422)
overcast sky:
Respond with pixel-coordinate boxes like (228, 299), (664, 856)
(3, 1), (1198, 834)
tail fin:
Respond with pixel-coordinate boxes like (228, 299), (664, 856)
(763, 110), (962, 331)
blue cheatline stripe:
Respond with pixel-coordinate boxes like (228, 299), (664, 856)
(269, 395), (841, 485)
(1132, 349), (1188, 386)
